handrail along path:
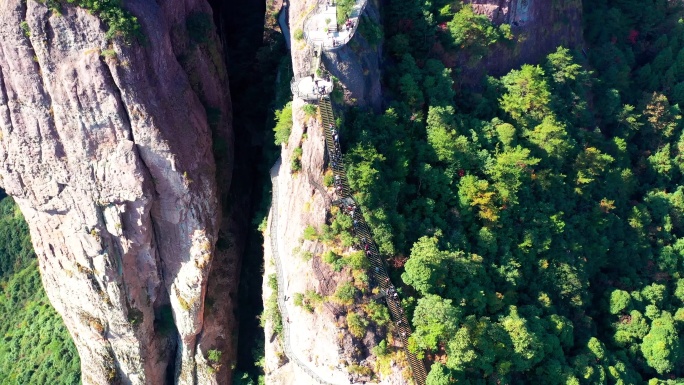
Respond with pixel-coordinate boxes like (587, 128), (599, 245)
(319, 98), (428, 384)
(270, 165), (341, 385)
(278, 0), (429, 383)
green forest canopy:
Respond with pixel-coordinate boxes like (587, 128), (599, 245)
(336, 0), (684, 383)
(0, 197), (80, 384)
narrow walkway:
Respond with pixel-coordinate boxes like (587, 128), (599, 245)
(269, 162), (346, 385)
(303, 0), (368, 50)
(282, 0), (428, 384)
(319, 98), (428, 385)
(290, 0), (369, 101)
(291, 73), (334, 101)
(278, 2), (291, 49)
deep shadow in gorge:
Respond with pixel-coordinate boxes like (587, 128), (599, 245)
(206, 0), (288, 381)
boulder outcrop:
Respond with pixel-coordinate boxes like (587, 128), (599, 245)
(0, 0), (234, 383)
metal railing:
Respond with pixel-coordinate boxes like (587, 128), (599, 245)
(281, 0), (427, 381)
(291, 69), (334, 101)
(318, 97), (428, 385)
(291, 80), (333, 101)
(269, 170), (343, 385)
(301, 0), (369, 51)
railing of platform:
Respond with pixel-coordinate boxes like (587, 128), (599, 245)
(302, 0), (369, 51)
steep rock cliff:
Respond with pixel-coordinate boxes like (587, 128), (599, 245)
(465, 0), (583, 78)
(322, 1), (383, 111)
(262, 0), (586, 383)
(0, 0), (234, 383)
(262, 0), (409, 384)
(263, 104), (408, 385)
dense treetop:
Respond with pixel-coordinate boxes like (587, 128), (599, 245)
(337, 0), (684, 383)
(0, 197), (80, 384)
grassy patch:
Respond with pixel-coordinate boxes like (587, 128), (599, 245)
(302, 103), (317, 118)
(294, 28), (304, 41)
(293, 290), (323, 313)
(100, 48), (117, 59)
(346, 311), (369, 338)
(302, 225), (319, 241)
(290, 146), (303, 173)
(333, 282), (357, 306)
(20, 21), (30, 37)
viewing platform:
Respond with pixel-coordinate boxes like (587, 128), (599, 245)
(302, 0), (368, 51)
(280, 0), (429, 383)
(290, 70), (334, 101)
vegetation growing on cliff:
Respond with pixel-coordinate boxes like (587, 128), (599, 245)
(0, 197), (80, 384)
(63, 0), (142, 42)
(222, 0), (291, 381)
(273, 101), (294, 145)
(328, 0), (684, 383)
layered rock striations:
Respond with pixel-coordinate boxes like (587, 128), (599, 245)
(0, 0), (233, 383)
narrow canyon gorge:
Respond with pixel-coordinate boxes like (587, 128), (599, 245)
(0, 0), (594, 383)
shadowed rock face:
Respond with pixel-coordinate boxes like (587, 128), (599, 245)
(0, 0), (233, 383)
(464, 0), (584, 79)
(322, 1), (383, 110)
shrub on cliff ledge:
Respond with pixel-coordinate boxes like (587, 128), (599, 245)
(290, 146), (303, 173)
(333, 282), (357, 305)
(261, 274), (283, 336)
(294, 28), (304, 41)
(19, 21), (30, 37)
(346, 311), (369, 338)
(273, 101), (293, 145)
(447, 5), (501, 57)
(302, 103), (317, 117)
(336, 0), (355, 27)
(302, 225), (319, 241)
(67, 0), (142, 43)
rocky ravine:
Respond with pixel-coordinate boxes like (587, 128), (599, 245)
(0, 0), (235, 384)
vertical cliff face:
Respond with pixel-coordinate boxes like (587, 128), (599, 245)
(322, 1), (383, 110)
(262, 0), (411, 384)
(465, 0), (584, 78)
(0, 0), (233, 384)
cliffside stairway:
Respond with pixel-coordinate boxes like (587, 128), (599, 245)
(318, 97), (428, 385)
(283, 0), (428, 383)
